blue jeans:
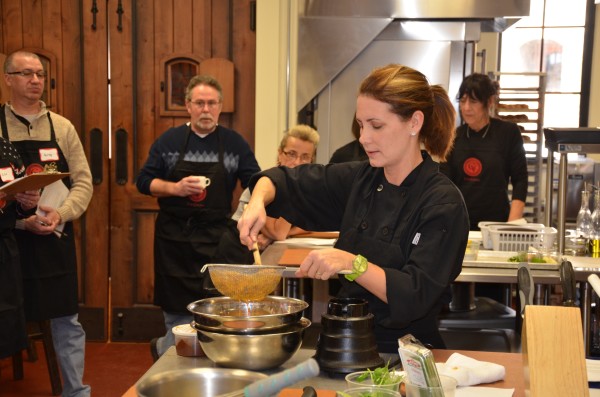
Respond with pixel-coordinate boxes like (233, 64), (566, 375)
(156, 311), (193, 356)
(51, 314), (91, 397)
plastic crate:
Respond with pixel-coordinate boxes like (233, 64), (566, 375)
(478, 221), (545, 249)
(488, 224), (557, 252)
(479, 222), (513, 249)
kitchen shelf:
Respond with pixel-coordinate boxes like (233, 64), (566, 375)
(543, 127), (600, 254)
(490, 72), (547, 224)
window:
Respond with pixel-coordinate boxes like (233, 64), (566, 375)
(499, 0), (590, 128)
(159, 55), (201, 117)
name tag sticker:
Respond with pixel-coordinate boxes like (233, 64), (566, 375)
(0, 167), (15, 182)
(39, 148), (60, 162)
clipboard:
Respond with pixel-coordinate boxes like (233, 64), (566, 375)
(0, 172), (70, 199)
(292, 231), (339, 239)
(277, 248), (313, 267)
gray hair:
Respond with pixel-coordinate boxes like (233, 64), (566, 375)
(185, 75), (223, 102)
(4, 51), (42, 73)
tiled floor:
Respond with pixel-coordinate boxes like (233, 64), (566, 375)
(0, 341), (153, 397)
(0, 325), (322, 397)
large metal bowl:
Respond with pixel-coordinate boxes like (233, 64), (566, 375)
(187, 296), (308, 333)
(195, 317), (311, 370)
(136, 367), (267, 397)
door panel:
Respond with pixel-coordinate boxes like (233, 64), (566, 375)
(1, 0), (256, 341)
(81, 0), (110, 340)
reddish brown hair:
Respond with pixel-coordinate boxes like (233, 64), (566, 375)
(358, 64), (456, 160)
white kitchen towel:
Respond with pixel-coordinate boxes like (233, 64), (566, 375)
(587, 358), (600, 382)
(436, 352), (505, 386)
(456, 386), (514, 397)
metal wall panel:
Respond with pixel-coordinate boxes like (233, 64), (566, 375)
(315, 39), (456, 163)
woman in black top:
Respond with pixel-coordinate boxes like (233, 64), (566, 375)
(239, 64), (469, 352)
(441, 73), (528, 230)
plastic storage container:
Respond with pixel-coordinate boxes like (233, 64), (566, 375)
(173, 324), (204, 357)
(478, 221), (545, 249)
(488, 224), (557, 252)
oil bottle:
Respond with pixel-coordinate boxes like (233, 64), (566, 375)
(589, 187), (600, 257)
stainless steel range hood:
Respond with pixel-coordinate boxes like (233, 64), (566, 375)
(297, 0), (530, 113)
(294, 0), (530, 162)
(300, 0), (529, 19)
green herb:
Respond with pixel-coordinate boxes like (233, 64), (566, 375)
(508, 251), (546, 263)
(354, 359), (404, 385)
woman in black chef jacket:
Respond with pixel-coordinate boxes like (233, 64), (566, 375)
(0, 137), (39, 358)
(238, 64), (470, 352)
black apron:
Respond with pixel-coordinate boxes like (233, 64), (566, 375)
(0, 108), (78, 321)
(0, 132), (27, 357)
(451, 126), (510, 230)
(154, 128), (231, 312)
(0, 228), (27, 358)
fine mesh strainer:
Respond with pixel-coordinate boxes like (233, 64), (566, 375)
(201, 264), (285, 301)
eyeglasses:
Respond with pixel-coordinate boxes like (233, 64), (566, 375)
(6, 69), (47, 79)
(189, 100), (221, 110)
(282, 150), (312, 163)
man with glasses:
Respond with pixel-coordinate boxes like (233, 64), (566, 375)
(2, 50), (93, 397)
(136, 75), (260, 360)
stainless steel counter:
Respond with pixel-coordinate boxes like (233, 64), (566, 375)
(265, 241), (563, 285)
(135, 347), (349, 392)
(262, 241), (600, 355)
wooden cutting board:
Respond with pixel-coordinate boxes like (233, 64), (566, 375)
(277, 248), (313, 267)
(293, 231), (339, 239)
(278, 389), (337, 397)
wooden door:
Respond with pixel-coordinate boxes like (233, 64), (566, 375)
(1, 0), (256, 341)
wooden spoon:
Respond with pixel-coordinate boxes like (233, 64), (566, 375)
(252, 241), (262, 265)
(243, 204), (262, 265)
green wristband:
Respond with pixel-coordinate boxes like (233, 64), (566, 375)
(345, 254), (368, 282)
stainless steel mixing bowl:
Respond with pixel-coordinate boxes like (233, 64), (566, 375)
(187, 295), (308, 333)
(194, 317), (311, 370)
(135, 367), (267, 397)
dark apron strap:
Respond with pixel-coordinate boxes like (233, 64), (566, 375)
(0, 105), (8, 139)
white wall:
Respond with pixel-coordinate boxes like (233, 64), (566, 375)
(255, 0), (297, 170)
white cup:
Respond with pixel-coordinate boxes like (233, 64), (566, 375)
(192, 176), (211, 189)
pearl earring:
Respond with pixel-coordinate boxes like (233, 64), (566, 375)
(410, 131), (417, 136)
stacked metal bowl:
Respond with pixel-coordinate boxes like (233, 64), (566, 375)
(187, 296), (310, 370)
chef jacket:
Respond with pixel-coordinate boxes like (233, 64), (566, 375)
(250, 152), (470, 352)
